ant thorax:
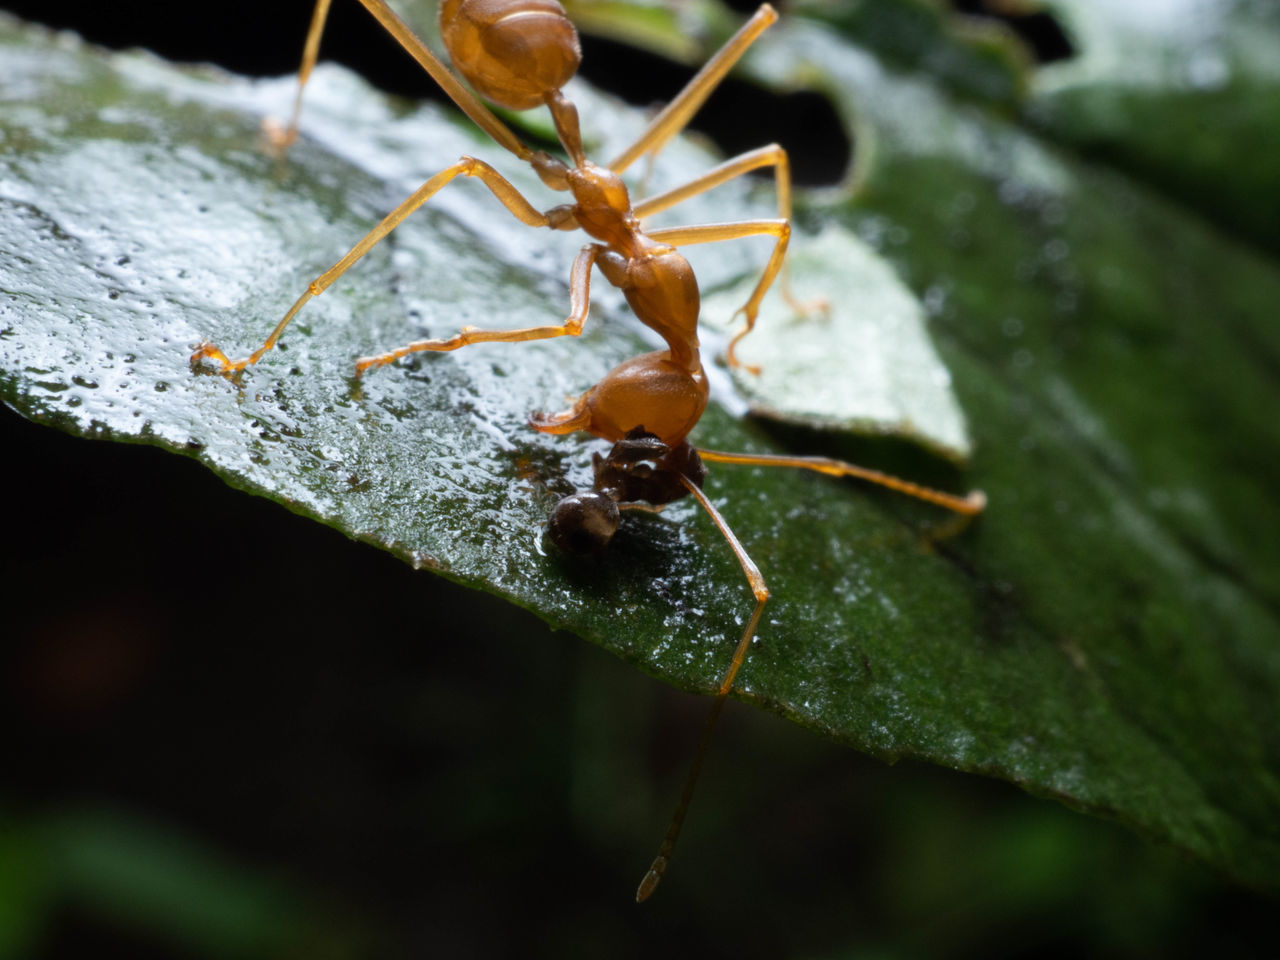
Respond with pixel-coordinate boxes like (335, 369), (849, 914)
(567, 161), (640, 252)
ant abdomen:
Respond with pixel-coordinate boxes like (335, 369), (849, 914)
(530, 350), (709, 447)
(439, 0), (582, 111)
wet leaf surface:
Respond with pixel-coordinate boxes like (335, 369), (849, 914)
(2, 4), (1278, 895)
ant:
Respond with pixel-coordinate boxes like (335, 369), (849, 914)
(190, 0), (986, 901)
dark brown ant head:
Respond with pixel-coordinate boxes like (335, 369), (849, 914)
(547, 428), (707, 555)
(547, 491), (620, 554)
(440, 0), (582, 112)
(594, 427), (705, 507)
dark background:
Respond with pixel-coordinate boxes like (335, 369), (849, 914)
(2, 1), (1274, 957)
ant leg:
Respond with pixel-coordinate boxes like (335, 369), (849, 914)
(634, 144), (827, 320)
(266, 0), (537, 161)
(636, 474), (769, 903)
(620, 502), (667, 515)
(697, 448), (988, 515)
(638, 451), (982, 901)
(191, 158), (557, 373)
(355, 245), (601, 374)
(647, 220), (791, 372)
(610, 5), (779, 174)
(262, 0), (333, 153)
(351, 0), (535, 161)
(634, 145), (791, 221)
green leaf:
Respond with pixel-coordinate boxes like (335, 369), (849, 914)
(0, 805), (357, 958)
(560, 0), (737, 63)
(1030, 0), (1280, 251)
(46, 809), (307, 958)
(2, 0), (1279, 899)
(742, 10), (1280, 889)
(704, 224), (974, 461)
(792, 0), (1031, 106)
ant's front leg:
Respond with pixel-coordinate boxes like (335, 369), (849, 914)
(354, 244), (601, 374)
(697, 447), (987, 516)
(191, 157), (562, 374)
(635, 473), (770, 903)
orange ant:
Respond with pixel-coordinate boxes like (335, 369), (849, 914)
(190, 0), (986, 901)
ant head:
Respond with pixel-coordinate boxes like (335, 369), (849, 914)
(593, 428), (705, 507)
(547, 491), (621, 554)
(440, 0), (582, 112)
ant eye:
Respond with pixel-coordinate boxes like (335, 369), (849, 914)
(547, 491), (620, 554)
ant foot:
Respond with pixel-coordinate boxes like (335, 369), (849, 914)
(789, 293), (830, 319)
(354, 349), (408, 377)
(190, 341), (233, 372)
(726, 355), (763, 376)
(259, 116), (299, 157)
(725, 324), (763, 376)
(921, 491), (987, 543)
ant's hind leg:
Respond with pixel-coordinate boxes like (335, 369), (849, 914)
(192, 158), (556, 374)
(355, 245), (602, 375)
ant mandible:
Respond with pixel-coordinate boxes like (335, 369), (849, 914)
(190, 0), (986, 901)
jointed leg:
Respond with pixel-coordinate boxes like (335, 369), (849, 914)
(633, 143), (826, 322)
(697, 448), (988, 515)
(265, 0), (534, 161)
(634, 144), (792, 222)
(635, 446), (984, 902)
(636, 474), (769, 903)
(609, 4), (779, 174)
(191, 157), (554, 373)
(355, 244), (602, 374)
(647, 219), (791, 372)
(262, 0), (333, 151)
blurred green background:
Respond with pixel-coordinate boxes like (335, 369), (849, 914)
(5, 409), (1273, 957)
(2, 0), (1277, 956)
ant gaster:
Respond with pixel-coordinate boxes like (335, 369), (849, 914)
(190, 0), (986, 901)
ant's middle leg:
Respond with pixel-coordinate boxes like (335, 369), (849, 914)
(646, 219), (792, 372)
(633, 144), (828, 322)
(355, 244), (601, 375)
(191, 157), (562, 373)
(634, 144), (794, 224)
